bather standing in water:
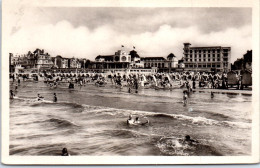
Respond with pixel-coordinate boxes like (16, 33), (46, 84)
(53, 93), (57, 102)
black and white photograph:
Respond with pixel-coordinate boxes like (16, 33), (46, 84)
(2, 0), (259, 165)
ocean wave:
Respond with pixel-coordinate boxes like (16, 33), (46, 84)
(80, 103), (252, 129)
(48, 118), (80, 128)
(156, 137), (222, 156)
(146, 112), (251, 129)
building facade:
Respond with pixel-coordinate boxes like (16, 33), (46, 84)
(94, 50), (131, 70)
(183, 43), (231, 72)
(141, 54), (178, 72)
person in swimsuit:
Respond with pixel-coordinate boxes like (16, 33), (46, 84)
(53, 93), (57, 102)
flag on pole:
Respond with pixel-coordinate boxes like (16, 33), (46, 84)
(133, 46), (135, 49)
(121, 45), (124, 47)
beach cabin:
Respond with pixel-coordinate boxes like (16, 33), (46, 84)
(241, 70), (252, 87)
(227, 71), (239, 88)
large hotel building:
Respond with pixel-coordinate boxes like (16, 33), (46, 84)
(183, 43), (231, 72)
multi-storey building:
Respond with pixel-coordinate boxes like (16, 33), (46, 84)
(183, 43), (231, 72)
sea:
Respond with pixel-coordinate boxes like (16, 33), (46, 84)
(9, 80), (252, 156)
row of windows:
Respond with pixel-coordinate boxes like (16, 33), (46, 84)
(186, 64), (221, 68)
(142, 59), (165, 62)
(184, 49), (230, 53)
(185, 59), (222, 62)
(144, 63), (165, 68)
(185, 54), (222, 57)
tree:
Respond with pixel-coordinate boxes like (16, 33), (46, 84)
(129, 50), (140, 61)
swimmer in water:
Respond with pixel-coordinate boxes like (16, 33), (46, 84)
(127, 115), (134, 125)
(211, 91), (214, 98)
(37, 94), (44, 101)
(61, 148), (70, 156)
(184, 135), (198, 145)
(53, 93), (57, 102)
(134, 117), (140, 124)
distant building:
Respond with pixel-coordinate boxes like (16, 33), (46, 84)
(33, 49), (53, 69)
(94, 50), (131, 70)
(183, 43), (231, 72)
(141, 57), (166, 69)
(141, 53), (178, 72)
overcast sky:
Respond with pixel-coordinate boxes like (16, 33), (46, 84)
(7, 7), (252, 63)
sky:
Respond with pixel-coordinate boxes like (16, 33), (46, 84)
(6, 7), (252, 63)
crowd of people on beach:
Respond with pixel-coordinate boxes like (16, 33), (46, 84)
(10, 71), (240, 104)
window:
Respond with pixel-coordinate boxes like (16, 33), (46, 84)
(203, 59), (206, 62)
(162, 63), (164, 68)
(189, 64), (193, 68)
(212, 64), (216, 67)
(199, 59), (201, 62)
(198, 65), (202, 67)
(217, 59), (220, 61)
(217, 64), (221, 68)
(207, 64), (211, 67)
(121, 56), (126, 61)
(203, 64), (206, 67)
(223, 49), (229, 52)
